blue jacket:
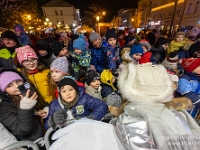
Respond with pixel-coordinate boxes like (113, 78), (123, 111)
(45, 87), (108, 129)
(177, 71), (200, 108)
(104, 46), (121, 71)
(90, 40), (108, 74)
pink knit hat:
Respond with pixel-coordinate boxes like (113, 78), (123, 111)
(15, 45), (38, 64)
(0, 71), (23, 92)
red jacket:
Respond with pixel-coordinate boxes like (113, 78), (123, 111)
(139, 52), (154, 64)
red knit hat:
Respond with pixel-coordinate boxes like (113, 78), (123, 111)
(181, 58), (200, 72)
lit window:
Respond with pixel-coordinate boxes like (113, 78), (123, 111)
(193, 1), (200, 13)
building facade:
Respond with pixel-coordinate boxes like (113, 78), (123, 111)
(42, 0), (80, 27)
(137, 0), (200, 31)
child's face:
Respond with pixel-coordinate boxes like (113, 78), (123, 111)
(111, 77), (116, 84)
(5, 80), (23, 96)
(193, 66), (200, 74)
(58, 47), (68, 57)
(60, 85), (77, 103)
(38, 50), (48, 56)
(51, 70), (65, 82)
(142, 46), (148, 53)
(176, 35), (184, 43)
(22, 58), (38, 71)
(108, 38), (117, 47)
(74, 49), (82, 55)
(14, 27), (21, 36)
(90, 79), (100, 89)
(132, 54), (142, 60)
(92, 39), (101, 48)
(119, 34), (124, 39)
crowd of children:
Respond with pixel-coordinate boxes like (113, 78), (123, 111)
(0, 25), (200, 149)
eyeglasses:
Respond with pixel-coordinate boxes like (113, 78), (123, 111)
(22, 58), (37, 65)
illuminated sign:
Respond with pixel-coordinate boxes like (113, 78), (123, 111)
(149, 20), (161, 26)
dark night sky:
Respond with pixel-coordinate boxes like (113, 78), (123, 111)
(37, 0), (139, 21)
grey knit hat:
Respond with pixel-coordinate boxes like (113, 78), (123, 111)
(89, 32), (101, 42)
(50, 57), (69, 74)
(139, 40), (151, 51)
(106, 92), (122, 108)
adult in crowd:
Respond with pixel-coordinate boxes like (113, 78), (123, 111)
(0, 30), (20, 69)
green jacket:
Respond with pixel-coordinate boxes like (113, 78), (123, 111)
(0, 48), (17, 69)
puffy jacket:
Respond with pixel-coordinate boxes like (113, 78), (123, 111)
(90, 41), (108, 74)
(177, 71), (200, 108)
(0, 69), (43, 141)
(45, 87), (108, 129)
(27, 69), (54, 103)
(0, 48), (17, 69)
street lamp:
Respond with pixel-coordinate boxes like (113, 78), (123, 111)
(44, 22), (47, 25)
(96, 16), (100, 22)
(46, 18), (49, 22)
(103, 12), (105, 15)
(27, 15), (31, 20)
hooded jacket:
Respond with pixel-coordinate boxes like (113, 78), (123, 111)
(35, 39), (57, 67)
(0, 68), (43, 141)
(44, 86), (108, 130)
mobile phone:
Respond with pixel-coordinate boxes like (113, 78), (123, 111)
(18, 82), (34, 96)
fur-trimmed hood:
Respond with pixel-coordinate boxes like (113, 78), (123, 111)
(117, 63), (174, 103)
(121, 47), (133, 63)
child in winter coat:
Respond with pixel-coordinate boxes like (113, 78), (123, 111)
(167, 32), (192, 59)
(0, 70), (43, 141)
(129, 44), (144, 64)
(16, 45), (54, 103)
(45, 76), (108, 130)
(50, 41), (69, 58)
(35, 39), (57, 68)
(104, 28), (121, 71)
(100, 70), (122, 118)
(72, 34), (91, 74)
(85, 69), (102, 100)
(177, 58), (200, 117)
(50, 56), (70, 99)
(139, 39), (155, 64)
(116, 62), (200, 150)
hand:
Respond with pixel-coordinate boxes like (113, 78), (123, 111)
(48, 110), (67, 129)
(36, 110), (47, 118)
(108, 106), (119, 117)
(19, 89), (38, 100)
(90, 65), (96, 71)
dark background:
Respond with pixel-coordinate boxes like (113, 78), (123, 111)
(37, 0), (139, 21)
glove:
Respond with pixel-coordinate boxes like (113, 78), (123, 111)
(48, 110), (67, 129)
(69, 54), (79, 63)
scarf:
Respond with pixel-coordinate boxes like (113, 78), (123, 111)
(27, 68), (38, 75)
(60, 95), (79, 109)
(167, 38), (188, 54)
(124, 102), (200, 150)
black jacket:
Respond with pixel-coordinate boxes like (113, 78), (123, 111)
(0, 68), (43, 141)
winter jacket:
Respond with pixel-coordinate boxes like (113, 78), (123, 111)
(139, 51), (155, 64)
(104, 45), (121, 71)
(177, 71), (200, 108)
(0, 47), (18, 69)
(72, 51), (91, 74)
(0, 69), (43, 141)
(27, 69), (54, 103)
(151, 45), (166, 64)
(45, 87), (108, 129)
(90, 40), (108, 74)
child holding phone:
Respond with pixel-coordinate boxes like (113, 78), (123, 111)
(0, 69), (43, 141)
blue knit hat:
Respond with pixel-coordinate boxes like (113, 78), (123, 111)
(50, 57), (69, 74)
(73, 34), (86, 51)
(130, 44), (144, 56)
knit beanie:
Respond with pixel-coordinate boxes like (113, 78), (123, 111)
(125, 36), (135, 44)
(73, 34), (86, 51)
(181, 58), (200, 72)
(156, 37), (169, 45)
(15, 45), (38, 64)
(139, 39), (151, 51)
(0, 71), (23, 92)
(163, 52), (179, 70)
(130, 44), (144, 56)
(189, 41), (200, 58)
(89, 32), (101, 42)
(105, 28), (117, 41)
(85, 69), (100, 86)
(58, 76), (79, 93)
(50, 41), (65, 57)
(174, 32), (185, 40)
(1, 30), (19, 44)
(50, 57), (69, 74)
